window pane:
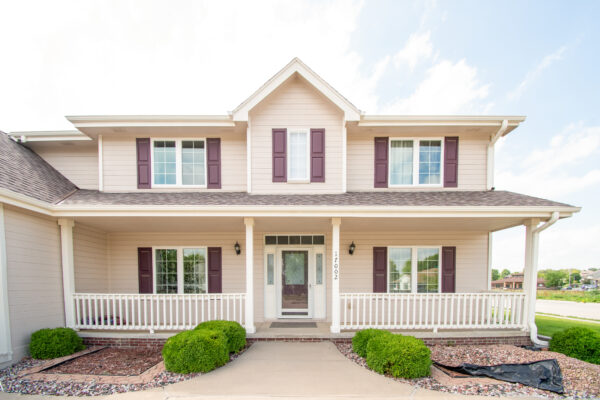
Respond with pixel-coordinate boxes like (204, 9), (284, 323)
(267, 254), (274, 285)
(390, 140), (413, 185)
(153, 141), (177, 186)
(312, 235), (325, 245)
(265, 236), (277, 245)
(316, 253), (323, 285)
(181, 140), (205, 186)
(389, 248), (412, 293)
(418, 140), (441, 184)
(288, 131), (308, 180)
(156, 249), (178, 293)
(183, 248), (206, 294)
(417, 248), (439, 293)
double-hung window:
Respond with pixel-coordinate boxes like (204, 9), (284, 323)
(389, 139), (442, 186)
(388, 246), (441, 293)
(154, 247), (207, 294)
(152, 139), (206, 187)
(287, 129), (309, 181)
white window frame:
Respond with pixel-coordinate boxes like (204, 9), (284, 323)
(150, 138), (207, 188)
(386, 246), (442, 294)
(388, 137), (444, 187)
(152, 246), (208, 294)
(286, 128), (310, 182)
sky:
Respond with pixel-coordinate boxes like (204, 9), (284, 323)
(0, 0), (598, 271)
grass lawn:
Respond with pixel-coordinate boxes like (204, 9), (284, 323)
(535, 315), (600, 337)
(537, 290), (600, 303)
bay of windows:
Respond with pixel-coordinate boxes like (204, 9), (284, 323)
(390, 139), (442, 186)
(388, 246), (440, 293)
(155, 247), (207, 294)
(152, 139), (206, 186)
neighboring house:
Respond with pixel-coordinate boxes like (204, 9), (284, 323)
(0, 58), (580, 366)
(491, 273), (546, 289)
(584, 270), (600, 286)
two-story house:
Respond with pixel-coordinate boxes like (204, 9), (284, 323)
(0, 58), (580, 366)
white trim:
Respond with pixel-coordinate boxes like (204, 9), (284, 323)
(247, 116), (252, 193)
(286, 128), (311, 182)
(388, 137), (444, 188)
(0, 204), (13, 363)
(151, 246), (208, 294)
(58, 218), (76, 328)
(487, 119), (508, 190)
(150, 138), (207, 188)
(244, 218), (255, 333)
(330, 217), (341, 333)
(98, 135), (103, 191)
(342, 120), (347, 193)
(487, 232), (493, 291)
(359, 115), (526, 128)
(9, 130), (91, 142)
(67, 115), (235, 128)
(387, 246), (442, 294)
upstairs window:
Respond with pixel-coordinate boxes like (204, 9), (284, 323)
(288, 129), (309, 181)
(152, 139), (206, 187)
(389, 139), (442, 186)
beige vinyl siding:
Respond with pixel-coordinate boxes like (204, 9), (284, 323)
(30, 143), (99, 190)
(346, 131), (488, 191)
(3, 207), (64, 362)
(74, 224), (108, 292)
(249, 75), (344, 193)
(106, 232), (245, 293)
(339, 231), (489, 293)
(102, 133), (246, 192)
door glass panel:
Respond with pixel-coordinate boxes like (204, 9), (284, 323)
(282, 251), (308, 309)
(316, 253), (323, 285)
(267, 254), (274, 285)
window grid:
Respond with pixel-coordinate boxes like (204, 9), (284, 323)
(388, 246), (441, 294)
(418, 140), (442, 184)
(181, 141), (206, 186)
(388, 248), (412, 293)
(183, 248), (207, 294)
(153, 141), (176, 185)
(155, 249), (178, 294)
(389, 138), (443, 186)
(417, 248), (440, 293)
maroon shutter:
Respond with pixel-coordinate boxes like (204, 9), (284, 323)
(208, 247), (222, 293)
(441, 246), (456, 293)
(272, 128), (287, 182)
(310, 128), (325, 182)
(444, 137), (459, 188)
(373, 247), (387, 293)
(138, 247), (153, 294)
(206, 138), (221, 189)
(136, 138), (151, 189)
(374, 137), (388, 188)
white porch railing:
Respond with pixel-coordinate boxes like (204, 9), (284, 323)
(73, 293), (246, 331)
(340, 292), (527, 330)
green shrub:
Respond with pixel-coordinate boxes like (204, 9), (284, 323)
(195, 320), (246, 353)
(366, 334), (431, 378)
(352, 329), (392, 358)
(29, 328), (84, 359)
(549, 327), (600, 364)
(162, 329), (229, 373)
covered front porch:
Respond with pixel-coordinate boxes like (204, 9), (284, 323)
(56, 213), (557, 341)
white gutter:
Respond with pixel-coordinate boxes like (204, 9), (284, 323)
(487, 119), (508, 190)
(528, 211), (559, 346)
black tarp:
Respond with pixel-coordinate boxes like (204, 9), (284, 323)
(434, 359), (564, 393)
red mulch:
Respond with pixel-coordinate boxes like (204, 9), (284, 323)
(46, 348), (163, 376)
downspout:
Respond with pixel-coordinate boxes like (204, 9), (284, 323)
(528, 211), (559, 346)
(486, 119), (508, 190)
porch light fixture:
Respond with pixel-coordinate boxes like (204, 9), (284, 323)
(349, 241), (356, 255)
(234, 242), (241, 255)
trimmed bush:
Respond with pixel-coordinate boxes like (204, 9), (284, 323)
(352, 329), (392, 358)
(366, 334), (431, 378)
(29, 328), (84, 359)
(195, 320), (246, 353)
(549, 327), (600, 364)
(162, 329), (229, 373)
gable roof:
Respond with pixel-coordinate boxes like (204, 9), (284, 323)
(232, 58), (361, 122)
(0, 132), (77, 204)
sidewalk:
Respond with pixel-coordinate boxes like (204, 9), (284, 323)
(536, 299), (600, 320)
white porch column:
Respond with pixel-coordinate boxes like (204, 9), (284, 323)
(58, 218), (76, 328)
(523, 218), (541, 344)
(330, 217), (341, 333)
(244, 217), (256, 334)
(0, 204), (13, 363)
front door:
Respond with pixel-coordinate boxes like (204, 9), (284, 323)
(281, 250), (309, 316)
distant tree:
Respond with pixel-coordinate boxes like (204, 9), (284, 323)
(571, 272), (582, 283)
(544, 270), (568, 288)
(589, 267), (598, 271)
(501, 269), (511, 278)
(491, 269), (500, 281)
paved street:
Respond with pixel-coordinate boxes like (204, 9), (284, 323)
(537, 299), (600, 320)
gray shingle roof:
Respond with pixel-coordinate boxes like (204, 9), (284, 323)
(0, 131), (78, 203)
(59, 189), (574, 208)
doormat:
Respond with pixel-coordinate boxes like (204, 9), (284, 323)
(270, 322), (317, 328)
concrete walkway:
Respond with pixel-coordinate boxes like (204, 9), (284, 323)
(0, 342), (544, 400)
(536, 299), (600, 320)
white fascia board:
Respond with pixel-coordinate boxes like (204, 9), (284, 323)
(9, 130), (91, 142)
(232, 58), (361, 122)
(0, 189), (54, 216)
(358, 115), (526, 131)
(66, 115), (235, 128)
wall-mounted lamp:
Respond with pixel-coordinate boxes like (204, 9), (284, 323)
(349, 241), (356, 255)
(234, 242), (241, 255)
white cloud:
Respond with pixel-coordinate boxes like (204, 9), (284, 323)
(508, 45), (567, 100)
(393, 31), (433, 71)
(382, 59), (491, 114)
(496, 123), (600, 198)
